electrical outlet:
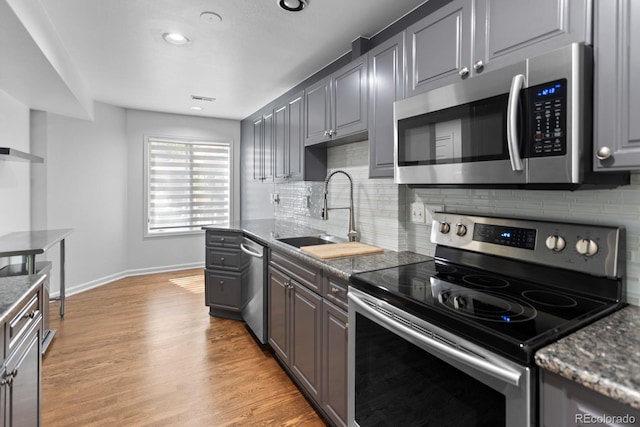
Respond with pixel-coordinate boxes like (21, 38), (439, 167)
(425, 205), (444, 225)
(411, 202), (425, 224)
(270, 193), (280, 204)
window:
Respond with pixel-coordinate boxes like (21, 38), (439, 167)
(145, 136), (232, 236)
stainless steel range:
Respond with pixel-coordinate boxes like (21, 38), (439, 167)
(348, 213), (625, 427)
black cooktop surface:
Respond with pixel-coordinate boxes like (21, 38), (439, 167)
(349, 259), (622, 363)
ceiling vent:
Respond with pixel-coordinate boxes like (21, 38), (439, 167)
(190, 95), (216, 102)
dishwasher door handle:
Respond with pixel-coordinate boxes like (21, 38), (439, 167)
(240, 243), (263, 258)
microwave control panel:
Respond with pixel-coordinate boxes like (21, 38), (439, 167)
(528, 79), (567, 157)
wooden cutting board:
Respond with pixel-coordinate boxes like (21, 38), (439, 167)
(300, 242), (384, 259)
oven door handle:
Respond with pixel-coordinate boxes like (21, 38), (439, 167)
(350, 292), (522, 387)
(507, 74), (525, 172)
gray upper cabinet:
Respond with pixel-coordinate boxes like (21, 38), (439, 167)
(405, 0), (471, 97)
(406, 0), (590, 97)
(368, 32), (405, 178)
(251, 110), (274, 182)
(305, 76), (332, 146)
(593, 0), (640, 171)
(474, 0), (591, 75)
(273, 103), (288, 180)
(287, 92), (305, 181)
(305, 57), (368, 146)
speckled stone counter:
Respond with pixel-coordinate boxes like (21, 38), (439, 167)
(535, 305), (640, 410)
(0, 274), (46, 323)
(203, 219), (431, 280)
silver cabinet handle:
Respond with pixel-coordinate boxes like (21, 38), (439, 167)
(324, 130), (330, 137)
(473, 60), (484, 72)
(331, 287), (340, 295)
(507, 74), (525, 171)
(458, 66), (470, 78)
(596, 146), (612, 160)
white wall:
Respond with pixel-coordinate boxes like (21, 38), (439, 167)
(0, 90), (31, 240)
(124, 109), (241, 272)
(41, 102), (129, 295)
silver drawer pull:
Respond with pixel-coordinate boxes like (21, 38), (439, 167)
(331, 287), (340, 295)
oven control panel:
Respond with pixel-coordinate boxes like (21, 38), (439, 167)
(431, 212), (624, 278)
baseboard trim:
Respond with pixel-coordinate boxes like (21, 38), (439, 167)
(49, 262), (205, 299)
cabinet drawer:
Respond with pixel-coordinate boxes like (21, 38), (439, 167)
(324, 274), (348, 311)
(205, 270), (245, 312)
(206, 248), (247, 270)
(205, 231), (242, 248)
(7, 292), (41, 355)
(270, 250), (322, 294)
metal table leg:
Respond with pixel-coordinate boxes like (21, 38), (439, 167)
(60, 238), (65, 317)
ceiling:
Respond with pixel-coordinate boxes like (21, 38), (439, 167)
(12, 0), (427, 121)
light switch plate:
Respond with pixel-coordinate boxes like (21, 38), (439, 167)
(411, 202), (426, 224)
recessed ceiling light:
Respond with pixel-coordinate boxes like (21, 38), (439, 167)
(190, 106), (204, 111)
(162, 32), (190, 45)
(278, 0), (308, 12)
(200, 11), (222, 25)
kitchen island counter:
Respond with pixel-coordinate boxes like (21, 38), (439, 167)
(535, 304), (640, 410)
(203, 219), (430, 280)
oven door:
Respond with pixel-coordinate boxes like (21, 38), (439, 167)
(348, 287), (534, 427)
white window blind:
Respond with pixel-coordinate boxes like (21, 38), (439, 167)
(146, 138), (231, 235)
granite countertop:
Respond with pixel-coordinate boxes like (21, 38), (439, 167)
(0, 274), (46, 323)
(535, 304), (640, 410)
(203, 219), (431, 280)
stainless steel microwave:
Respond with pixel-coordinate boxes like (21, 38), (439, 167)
(393, 43), (629, 189)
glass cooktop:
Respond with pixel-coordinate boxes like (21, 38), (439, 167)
(349, 259), (621, 363)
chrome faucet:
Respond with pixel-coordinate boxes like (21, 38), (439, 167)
(321, 170), (359, 242)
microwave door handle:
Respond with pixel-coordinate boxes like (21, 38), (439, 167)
(507, 74), (525, 171)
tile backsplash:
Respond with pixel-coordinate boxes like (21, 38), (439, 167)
(274, 140), (640, 306)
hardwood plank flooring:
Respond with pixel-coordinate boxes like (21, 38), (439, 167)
(42, 269), (326, 426)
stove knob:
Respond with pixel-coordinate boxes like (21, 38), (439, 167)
(575, 238), (598, 257)
(455, 224), (468, 237)
(437, 292), (449, 304)
(453, 295), (466, 309)
(439, 222), (451, 234)
(545, 234), (566, 252)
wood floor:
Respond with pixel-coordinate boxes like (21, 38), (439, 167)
(42, 269), (325, 426)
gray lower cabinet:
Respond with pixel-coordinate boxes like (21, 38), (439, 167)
(540, 370), (640, 427)
(305, 56), (368, 146)
(268, 251), (349, 426)
(1, 281), (43, 427)
(368, 32), (404, 178)
(406, 0), (590, 97)
(322, 300), (348, 427)
(204, 230), (248, 320)
(268, 259), (322, 402)
(593, 0), (640, 171)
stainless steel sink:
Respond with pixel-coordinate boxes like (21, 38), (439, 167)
(277, 234), (345, 248)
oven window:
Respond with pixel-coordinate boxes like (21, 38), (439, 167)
(355, 315), (505, 426)
(397, 94), (510, 166)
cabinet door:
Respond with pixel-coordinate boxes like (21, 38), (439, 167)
(290, 281), (322, 402)
(368, 32), (404, 178)
(594, 0), (640, 170)
(405, 0), (471, 97)
(474, 0), (590, 76)
(5, 320), (41, 427)
(273, 104), (288, 180)
(322, 300), (348, 427)
(331, 57), (368, 140)
(305, 76), (332, 146)
(252, 116), (264, 181)
(268, 267), (290, 365)
(262, 112), (274, 181)
(205, 270), (244, 315)
(287, 92), (304, 181)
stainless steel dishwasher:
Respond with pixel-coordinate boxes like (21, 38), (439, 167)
(240, 236), (267, 344)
